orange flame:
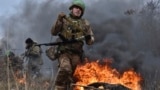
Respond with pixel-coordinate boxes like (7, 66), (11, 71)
(15, 70), (26, 85)
(17, 78), (26, 84)
(73, 58), (142, 90)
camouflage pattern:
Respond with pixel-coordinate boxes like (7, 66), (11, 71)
(51, 16), (94, 45)
(50, 14), (94, 89)
(55, 53), (81, 89)
(25, 43), (43, 79)
(46, 46), (57, 61)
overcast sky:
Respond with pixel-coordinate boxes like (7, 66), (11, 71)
(0, 0), (21, 38)
(0, 0), (21, 15)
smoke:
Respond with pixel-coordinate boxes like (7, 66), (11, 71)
(0, 0), (160, 88)
(82, 0), (160, 71)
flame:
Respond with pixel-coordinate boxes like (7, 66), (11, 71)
(17, 78), (26, 84)
(73, 58), (142, 90)
(15, 70), (26, 85)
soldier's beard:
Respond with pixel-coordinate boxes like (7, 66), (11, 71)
(69, 13), (82, 19)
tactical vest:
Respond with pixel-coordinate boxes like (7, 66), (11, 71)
(58, 17), (86, 54)
(60, 16), (86, 41)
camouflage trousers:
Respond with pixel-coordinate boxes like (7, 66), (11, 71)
(54, 52), (82, 90)
(28, 60), (42, 80)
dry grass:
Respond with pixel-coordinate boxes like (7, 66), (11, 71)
(0, 76), (50, 90)
(0, 58), (50, 90)
(141, 69), (160, 90)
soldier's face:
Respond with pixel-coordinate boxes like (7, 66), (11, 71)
(71, 6), (82, 17)
(25, 43), (32, 49)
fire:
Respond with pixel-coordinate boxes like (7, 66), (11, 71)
(73, 58), (142, 90)
(17, 78), (26, 84)
(15, 70), (26, 85)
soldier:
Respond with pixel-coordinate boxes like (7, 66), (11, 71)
(5, 51), (23, 79)
(24, 38), (43, 80)
(50, 0), (94, 89)
(7, 51), (23, 72)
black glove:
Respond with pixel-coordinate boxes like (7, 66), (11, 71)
(58, 12), (66, 21)
(58, 33), (68, 41)
(85, 35), (91, 40)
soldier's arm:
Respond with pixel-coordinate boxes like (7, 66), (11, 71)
(84, 19), (95, 45)
(51, 13), (66, 36)
(51, 19), (63, 36)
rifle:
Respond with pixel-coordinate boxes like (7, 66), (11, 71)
(35, 40), (78, 46)
(36, 33), (89, 47)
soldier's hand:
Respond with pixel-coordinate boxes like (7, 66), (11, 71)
(85, 35), (91, 40)
(58, 12), (66, 21)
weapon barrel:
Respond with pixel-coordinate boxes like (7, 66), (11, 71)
(35, 40), (78, 46)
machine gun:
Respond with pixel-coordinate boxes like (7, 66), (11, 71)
(36, 32), (90, 47)
(35, 39), (79, 46)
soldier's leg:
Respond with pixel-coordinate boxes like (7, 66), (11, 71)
(34, 64), (41, 76)
(31, 60), (42, 79)
(26, 64), (34, 86)
(54, 53), (72, 90)
(70, 54), (81, 72)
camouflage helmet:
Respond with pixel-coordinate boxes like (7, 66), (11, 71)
(5, 50), (15, 57)
(69, 0), (85, 12)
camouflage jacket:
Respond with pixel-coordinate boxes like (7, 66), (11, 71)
(26, 43), (43, 65)
(51, 15), (94, 54)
